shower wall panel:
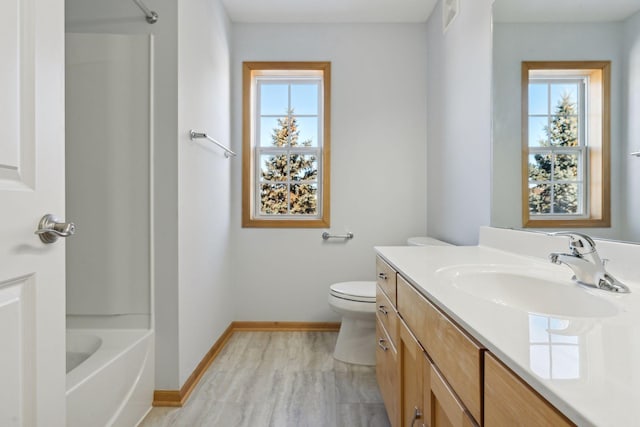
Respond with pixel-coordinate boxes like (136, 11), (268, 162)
(66, 33), (151, 320)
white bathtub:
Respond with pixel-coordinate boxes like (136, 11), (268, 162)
(66, 329), (154, 427)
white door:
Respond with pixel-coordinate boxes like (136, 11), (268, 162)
(0, 0), (66, 426)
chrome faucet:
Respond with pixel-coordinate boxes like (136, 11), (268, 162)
(549, 232), (630, 293)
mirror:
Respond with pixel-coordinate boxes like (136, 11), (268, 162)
(491, 0), (640, 242)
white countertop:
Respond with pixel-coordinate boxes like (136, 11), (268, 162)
(376, 228), (640, 427)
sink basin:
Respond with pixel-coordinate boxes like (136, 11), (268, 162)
(437, 265), (619, 318)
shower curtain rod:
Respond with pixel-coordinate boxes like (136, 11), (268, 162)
(132, 0), (158, 24)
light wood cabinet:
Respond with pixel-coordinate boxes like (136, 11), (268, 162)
(377, 284), (398, 348)
(429, 363), (477, 427)
(377, 317), (400, 426)
(375, 254), (575, 427)
(397, 275), (483, 423)
(484, 353), (575, 427)
(400, 320), (426, 427)
(376, 256), (397, 305)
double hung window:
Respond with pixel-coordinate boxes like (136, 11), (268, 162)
(243, 62), (330, 228)
(522, 62), (610, 228)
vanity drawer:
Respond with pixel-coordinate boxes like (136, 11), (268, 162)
(376, 317), (399, 427)
(376, 284), (398, 347)
(484, 353), (575, 427)
(397, 275), (483, 423)
(376, 256), (397, 306)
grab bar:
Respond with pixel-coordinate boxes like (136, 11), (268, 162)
(189, 130), (237, 158)
(322, 232), (354, 241)
(132, 0), (158, 24)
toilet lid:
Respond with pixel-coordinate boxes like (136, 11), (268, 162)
(330, 281), (376, 303)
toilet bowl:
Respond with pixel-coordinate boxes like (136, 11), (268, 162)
(328, 237), (451, 366)
(328, 281), (377, 365)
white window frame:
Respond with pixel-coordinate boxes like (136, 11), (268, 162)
(527, 76), (588, 219)
(254, 76), (324, 220)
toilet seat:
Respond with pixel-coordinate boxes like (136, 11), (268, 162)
(329, 281), (376, 303)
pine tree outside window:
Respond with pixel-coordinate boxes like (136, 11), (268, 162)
(243, 62), (331, 228)
(522, 62), (610, 228)
(527, 79), (586, 216)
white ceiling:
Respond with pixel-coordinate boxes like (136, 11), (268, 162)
(220, 0), (438, 23)
(221, 0), (640, 24)
(494, 0), (640, 23)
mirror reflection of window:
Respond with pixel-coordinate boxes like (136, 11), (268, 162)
(529, 314), (580, 380)
(521, 61), (610, 228)
(528, 77), (585, 216)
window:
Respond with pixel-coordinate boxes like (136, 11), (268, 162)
(242, 62), (330, 228)
(522, 61), (610, 228)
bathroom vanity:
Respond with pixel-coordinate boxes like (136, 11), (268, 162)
(375, 227), (640, 427)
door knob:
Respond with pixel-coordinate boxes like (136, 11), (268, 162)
(35, 214), (76, 244)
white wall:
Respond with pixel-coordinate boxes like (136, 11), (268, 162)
(177, 0), (234, 386)
(425, 0), (493, 245)
(624, 11), (640, 242)
(230, 24), (428, 321)
(492, 22), (625, 240)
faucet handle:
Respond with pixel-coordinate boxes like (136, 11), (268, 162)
(550, 231), (596, 255)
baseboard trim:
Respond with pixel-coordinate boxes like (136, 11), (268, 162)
(152, 322), (235, 407)
(232, 321), (341, 332)
(152, 321), (340, 407)
(152, 390), (182, 407)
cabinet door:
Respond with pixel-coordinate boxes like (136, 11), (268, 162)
(0, 0), (66, 425)
(484, 353), (575, 427)
(429, 364), (477, 427)
(397, 276), (483, 423)
(400, 320), (426, 427)
(377, 318), (400, 426)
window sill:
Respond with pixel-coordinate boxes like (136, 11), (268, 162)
(523, 218), (610, 228)
(242, 217), (330, 229)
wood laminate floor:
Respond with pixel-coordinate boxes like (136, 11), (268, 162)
(140, 331), (391, 427)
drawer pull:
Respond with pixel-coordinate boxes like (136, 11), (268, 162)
(378, 338), (388, 351)
(377, 305), (388, 315)
(410, 406), (422, 427)
(377, 272), (388, 280)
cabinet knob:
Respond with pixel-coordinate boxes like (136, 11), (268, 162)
(377, 272), (387, 280)
(377, 338), (388, 351)
(377, 305), (388, 315)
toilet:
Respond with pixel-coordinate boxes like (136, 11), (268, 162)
(328, 281), (377, 365)
(328, 236), (452, 365)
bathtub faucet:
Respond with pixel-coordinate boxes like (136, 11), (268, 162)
(549, 232), (630, 293)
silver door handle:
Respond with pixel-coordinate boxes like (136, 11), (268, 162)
(35, 214), (76, 243)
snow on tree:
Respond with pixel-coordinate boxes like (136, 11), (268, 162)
(529, 93), (580, 215)
(261, 109), (318, 215)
